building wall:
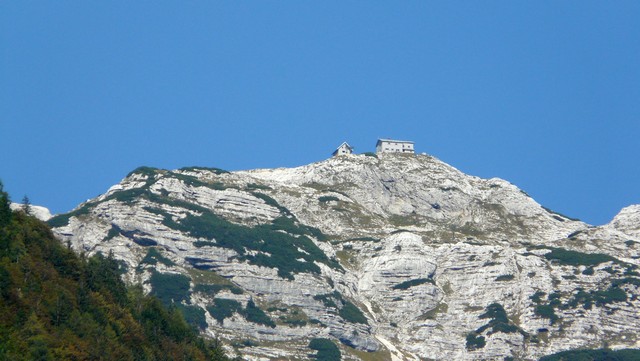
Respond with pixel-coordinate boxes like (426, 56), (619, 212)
(333, 144), (353, 156)
(376, 141), (414, 154)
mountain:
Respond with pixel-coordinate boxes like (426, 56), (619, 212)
(10, 203), (52, 221)
(49, 153), (640, 360)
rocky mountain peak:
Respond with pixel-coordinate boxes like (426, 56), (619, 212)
(49, 153), (640, 360)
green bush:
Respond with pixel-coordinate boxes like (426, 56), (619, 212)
(318, 196), (340, 203)
(193, 283), (243, 295)
(544, 248), (617, 267)
(392, 278), (433, 290)
(149, 272), (191, 305)
(206, 299), (242, 324)
(140, 248), (175, 267)
(309, 338), (341, 361)
(539, 348), (640, 361)
(466, 333), (486, 350)
(339, 301), (368, 324)
(241, 299), (275, 328)
(535, 304), (559, 325)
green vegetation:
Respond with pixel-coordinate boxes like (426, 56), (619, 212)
(149, 271), (191, 305)
(534, 304), (559, 325)
(318, 196), (340, 203)
(246, 183), (271, 190)
(178, 166), (230, 174)
(362, 152), (378, 158)
(242, 299), (276, 328)
(539, 348), (640, 361)
(205, 298), (275, 327)
(0, 187), (233, 360)
(339, 301), (368, 324)
(477, 303), (520, 334)
(163, 208), (337, 279)
(465, 333), (486, 351)
(543, 247), (618, 267)
(193, 283), (243, 296)
(206, 299), (242, 324)
(313, 291), (368, 324)
(392, 278), (434, 290)
(140, 247), (175, 267)
(309, 338), (341, 361)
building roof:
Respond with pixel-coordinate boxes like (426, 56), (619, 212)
(334, 142), (353, 151)
(376, 138), (414, 145)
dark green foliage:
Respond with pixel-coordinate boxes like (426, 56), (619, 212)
(126, 166), (160, 178)
(194, 283), (243, 295)
(314, 292), (368, 324)
(582, 267), (595, 275)
(167, 209), (334, 279)
(246, 183), (271, 190)
(241, 299), (275, 328)
(477, 303), (519, 334)
(309, 338), (341, 361)
(252, 192), (292, 216)
(178, 166), (230, 174)
(530, 291), (546, 304)
(0, 205), (232, 360)
(47, 203), (93, 228)
(103, 224), (122, 241)
(149, 271), (191, 305)
(466, 333), (486, 350)
(544, 248), (618, 267)
(624, 240), (636, 247)
(318, 196), (340, 203)
(542, 206), (581, 222)
(495, 274), (515, 281)
(140, 247), (175, 267)
(392, 278), (434, 290)
(535, 305), (559, 324)
(0, 181), (11, 227)
(362, 152), (378, 158)
(539, 348), (640, 361)
(339, 301), (368, 324)
(193, 240), (217, 247)
(176, 304), (207, 330)
(206, 299), (242, 324)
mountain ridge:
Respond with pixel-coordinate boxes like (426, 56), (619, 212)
(50, 153), (640, 360)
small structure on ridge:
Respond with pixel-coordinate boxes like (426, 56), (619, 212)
(332, 142), (354, 157)
(375, 139), (415, 154)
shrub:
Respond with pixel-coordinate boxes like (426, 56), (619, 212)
(543, 248), (618, 267)
(339, 301), (368, 324)
(535, 305), (559, 325)
(392, 278), (434, 290)
(318, 196), (340, 203)
(466, 333), (486, 350)
(540, 348), (640, 361)
(140, 248), (175, 267)
(309, 338), (341, 361)
(241, 299), (275, 328)
(149, 272), (191, 305)
(206, 299), (242, 324)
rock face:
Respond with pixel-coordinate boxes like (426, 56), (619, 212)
(50, 154), (640, 360)
(11, 203), (52, 221)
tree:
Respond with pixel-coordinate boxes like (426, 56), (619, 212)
(0, 181), (11, 227)
(22, 195), (32, 215)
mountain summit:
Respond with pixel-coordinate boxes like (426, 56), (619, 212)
(50, 153), (640, 360)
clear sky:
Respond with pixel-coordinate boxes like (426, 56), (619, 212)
(1, 2), (639, 226)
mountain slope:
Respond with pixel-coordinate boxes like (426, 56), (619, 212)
(50, 154), (640, 360)
(0, 184), (232, 361)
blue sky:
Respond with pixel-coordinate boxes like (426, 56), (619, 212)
(1, 2), (639, 226)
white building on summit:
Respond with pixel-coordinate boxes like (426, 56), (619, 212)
(332, 142), (354, 156)
(375, 139), (414, 154)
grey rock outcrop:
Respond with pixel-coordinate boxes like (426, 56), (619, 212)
(50, 155), (640, 360)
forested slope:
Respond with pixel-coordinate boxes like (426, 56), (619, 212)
(0, 182), (233, 360)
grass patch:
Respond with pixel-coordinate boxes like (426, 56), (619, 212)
(539, 349), (640, 361)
